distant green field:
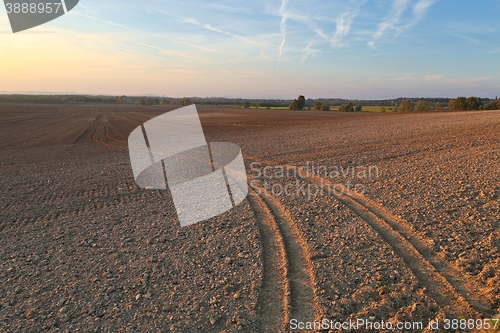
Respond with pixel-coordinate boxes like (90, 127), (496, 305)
(360, 106), (396, 113)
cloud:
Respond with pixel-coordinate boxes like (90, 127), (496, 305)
(368, 0), (439, 47)
(74, 11), (216, 52)
(175, 14), (260, 46)
(369, 0), (411, 46)
(277, 0), (288, 66)
(204, 24), (260, 46)
(330, 0), (367, 48)
(424, 75), (443, 81)
(208, 4), (252, 14)
(300, 41), (319, 64)
(275, 0), (366, 64)
(281, 10), (328, 40)
(448, 33), (480, 43)
(482, 47), (500, 55)
(412, 0), (439, 19)
(135, 42), (210, 63)
(392, 73), (417, 81)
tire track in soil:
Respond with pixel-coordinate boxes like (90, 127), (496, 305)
(247, 184), (320, 332)
(247, 190), (289, 332)
(72, 128), (90, 144)
(345, 191), (495, 317)
(246, 155), (491, 318)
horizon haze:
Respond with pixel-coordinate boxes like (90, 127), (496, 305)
(1, 0), (500, 99)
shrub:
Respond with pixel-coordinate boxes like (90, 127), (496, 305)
(399, 99), (414, 112)
(414, 100), (428, 111)
(339, 102), (354, 112)
(449, 96), (483, 110)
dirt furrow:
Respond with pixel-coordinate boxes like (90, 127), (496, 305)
(248, 181), (320, 331)
(347, 191), (494, 316)
(246, 155), (487, 318)
(300, 173), (482, 318)
(247, 190), (289, 332)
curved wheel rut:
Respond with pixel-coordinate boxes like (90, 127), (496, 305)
(247, 184), (320, 332)
(245, 155), (492, 319)
(247, 190), (289, 332)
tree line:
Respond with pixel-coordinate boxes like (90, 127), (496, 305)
(242, 95), (500, 112)
(138, 97), (192, 106)
(287, 95), (362, 112)
(449, 96), (500, 111)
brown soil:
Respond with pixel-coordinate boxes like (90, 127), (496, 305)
(0, 104), (499, 332)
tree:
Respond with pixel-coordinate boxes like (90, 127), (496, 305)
(355, 104), (362, 112)
(465, 97), (482, 110)
(435, 102), (443, 110)
(313, 101), (322, 110)
(414, 100), (428, 111)
(320, 104), (330, 111)
(297, 95), (306, 110)
(485, 100), (500, 110)
(243, 101), (251, 108)
(449, 97), (466, 110)
(289, 99), (298, 110)
(179, 98), (192, 106)
(399, 99), (414, 112)
(380, 107), (387, 113)
(139, 97), (146, 105)
(339, 102), (354, 112)
(449, 96), (482, 110)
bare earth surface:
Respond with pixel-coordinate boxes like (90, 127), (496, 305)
(0, 104), (499, 332)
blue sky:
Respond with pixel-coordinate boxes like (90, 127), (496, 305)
(1, 0), (500, 99)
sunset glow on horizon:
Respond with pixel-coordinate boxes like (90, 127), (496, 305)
(1, 0), (500, 99)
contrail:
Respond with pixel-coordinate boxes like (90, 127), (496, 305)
(277, 0), (288, 66)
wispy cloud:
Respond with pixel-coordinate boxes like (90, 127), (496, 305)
(73, 11), (216, 52)
(369, 0), (411, 47)
(300, 41), (319, 64)
(281, 11), (328, 40)
(368, 0), (439, 47)
(135, 42), (210, 63)
(173, 13), (260, 46)
(448, 33), (480, 43)
(424, 75), (443, 81)
(482, 47), (500, 55)
(330, 0), (367, 48)
(412, 0), (439, 20)
(276, 0), (366, 63)
(208, 4), (252, 14)
(392, 73), (417, 81)
(277, 0), (288, 66)
(203, 23), (260, 46)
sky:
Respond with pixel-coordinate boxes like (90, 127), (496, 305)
(1, 0), (500, 99)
